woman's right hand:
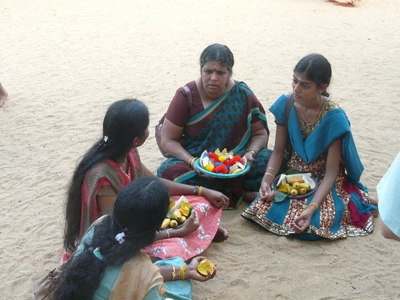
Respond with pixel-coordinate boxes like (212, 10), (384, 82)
(258, 180), (276, 202)
(186, 256), (217, 281)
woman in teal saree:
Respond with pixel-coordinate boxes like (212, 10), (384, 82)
(242, 54), (377, 240)
(157, 44), (272, 208)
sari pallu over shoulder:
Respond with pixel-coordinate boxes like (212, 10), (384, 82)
(271, 94), (364, 183)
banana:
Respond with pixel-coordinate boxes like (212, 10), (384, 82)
(299, 183), (311, 190)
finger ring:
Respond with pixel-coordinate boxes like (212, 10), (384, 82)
(217, 201), (222, 207)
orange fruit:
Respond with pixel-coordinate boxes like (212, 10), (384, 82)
(197, 259), (215, 276)
(180, 202), (192, 217)
(169, 198), (175, 209)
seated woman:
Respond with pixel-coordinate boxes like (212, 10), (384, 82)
(63, 99), (229, 263)
(377, 152), (400, 241)
(242, 53), (377, 240)
(157, 43), (272, 208)
(55, 177), (216, 299)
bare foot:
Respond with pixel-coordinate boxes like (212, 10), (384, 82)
(0, 82), (8, 108)
(213, 226), (228, 242)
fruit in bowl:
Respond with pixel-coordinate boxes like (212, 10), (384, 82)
(199, 148), (247, 175)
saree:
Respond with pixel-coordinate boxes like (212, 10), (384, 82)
(242, 94), (377, 240)
(157, 81), (272, 205)
(77, 148), (222, 262)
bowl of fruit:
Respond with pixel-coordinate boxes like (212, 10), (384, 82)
(272, 173), (318, 199)
(195, 148), (249, 178)
(160, 196), (193, 230)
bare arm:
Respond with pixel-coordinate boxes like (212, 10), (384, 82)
(244, 120), (269, 163)
(259, 124), (287, 201)
(380, 220), (400, 241)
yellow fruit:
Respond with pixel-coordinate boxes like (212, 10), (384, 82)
(169, 198), (175, 209)
(299, 183), (311, 191)
(298, 188), (307, 195)
(290, 189), (299, 196)
(161, 218), (170, 230)
(278, 184), (289, 194)
(204, 164), (213, 172)
(292, 182), (301, 189)
(177, 216), (186, 224)
(171, 210), (182, 220)
(169, 220), (179, 228)
(289, 179), (304, 185)
(180, 202), (192, 217)
(197, 259), (215, 276)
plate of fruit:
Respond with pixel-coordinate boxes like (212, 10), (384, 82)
(272, 173), (318, 199)
(195, 148), (249, 178)
(160, 196), (193, 230)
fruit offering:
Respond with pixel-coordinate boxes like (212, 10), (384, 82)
(160, 196), (193, 230)
(199, 148), (247, 175)
(197, 258), (215, 276)
(275, 173), (315, 196)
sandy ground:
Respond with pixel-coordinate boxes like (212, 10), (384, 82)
(1, 0), (400, 299)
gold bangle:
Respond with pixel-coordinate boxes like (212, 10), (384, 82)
(198, 186), (203, 196)
(264, 172), (275, 179)
(267, 166), (275, 171)
(180, 265), (186, 280)
(304, 203), (318, 211)
(187, 157), (194, 165)
(171, 266), (176, 280)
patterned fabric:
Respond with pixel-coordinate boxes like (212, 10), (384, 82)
(242, 94), (377, 240)
(78, 149), (222, 261)
(157, 81), (272, 204)
(377, 152), (400, 238)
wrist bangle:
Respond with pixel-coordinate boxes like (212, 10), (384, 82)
(180, 265), (186, 280)
(267, 166), (275, 171)
(171, 266), (176, 280)
(193, 185), (199, 195)
(246, 149), (256, 159)
(166, 229), (171, 239)
(264, 172), (275, 179)
(187, 157), (194, 165)
(198, 186), (203, 196)
(304, 203), (318, 211)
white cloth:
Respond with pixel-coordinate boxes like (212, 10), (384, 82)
(377, 152), (400, 238)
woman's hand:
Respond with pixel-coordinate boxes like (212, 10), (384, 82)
(292, 207), (315, 233)
(185, 256), (217, 281)
(202, 188), (229, 209)
(175, 210), (200, 236)
(258, 180), (276, 202)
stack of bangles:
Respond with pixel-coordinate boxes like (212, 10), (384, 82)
(171, 265), (187, 280)
(193, 185), (203, 196)
(187, 156), (197, 168)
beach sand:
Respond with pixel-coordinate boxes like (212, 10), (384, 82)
(1, 0), (400, 299)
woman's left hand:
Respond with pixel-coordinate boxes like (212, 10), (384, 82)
(202, 188), (229, 209)
(292, 208), (314, 233)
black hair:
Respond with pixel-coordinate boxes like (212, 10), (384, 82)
(294, 53), (332, 97)
(64, 99), (150, 252)
(55, 176), (170, 300)
(199, 43), (235, 77)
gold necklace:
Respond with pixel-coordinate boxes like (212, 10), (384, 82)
(300, 95), (324, 125)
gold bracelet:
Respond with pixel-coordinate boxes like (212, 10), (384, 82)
(198, 186), (203, 196)
(267, 166), (275, 171)
(187, 157), (194, 165)
(171, 266), (176, 280)
(264, 172), (275, 179)
(304, 203), (318, 211)
(180, 265), (186, 280)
